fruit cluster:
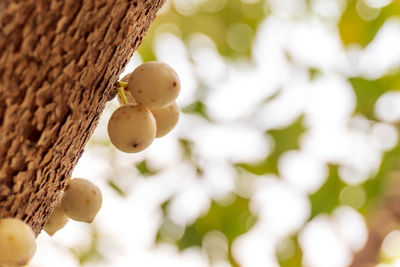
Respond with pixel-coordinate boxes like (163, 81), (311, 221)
(109, 61), (181, 153)
(0, 178), (102, 266)
(44, 178), (103, 236)
(0, 61), (178, 265)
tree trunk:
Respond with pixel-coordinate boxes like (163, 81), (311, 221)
(0, 0), (165, 235)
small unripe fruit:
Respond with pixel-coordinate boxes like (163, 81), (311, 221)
(151, 102), (180, 138)
(108, 103), (156, 153)
(61, 178), (102, 223)
(128, 62), (180, 108)
(0, 218), (36, 266)
(43, 206), (69, 236)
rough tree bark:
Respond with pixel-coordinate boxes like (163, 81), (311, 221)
(0, 0), (165, 235)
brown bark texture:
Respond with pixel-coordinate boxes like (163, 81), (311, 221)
(0, 0), (165, 235)
(351, 171), (400, 267)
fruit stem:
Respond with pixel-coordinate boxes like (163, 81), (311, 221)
(118, 81), (128, 88)
(117, 86), (128, 105)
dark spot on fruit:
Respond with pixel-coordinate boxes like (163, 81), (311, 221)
(173, 81), (177, 87)
(138, 90), (142, 93)
(132, 143), (138, 148)
(151, 99), (155, 102)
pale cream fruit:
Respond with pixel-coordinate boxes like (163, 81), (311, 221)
(61, 178), (102, 223)
(128, 62), (180, 108)
(108, 103), (156, 153)
(0, 218), (36, 266)
(151, 102), (180, 138)
(43, 205), (69, 236)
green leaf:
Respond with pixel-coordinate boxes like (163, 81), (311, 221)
(308, 68), (321, 81)
(237, 115), (306, 175)
(161, 198), (174, 216)
(107, 180), (126, 197)
(70, 227), (103, 265)
(178, 138), (194, 160)
(135, 160), (158, 177)
(309, 165), (346, 219)
(182, 101), (211, 121)
(350, 71), (400, 119)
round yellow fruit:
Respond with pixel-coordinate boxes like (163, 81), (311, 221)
(108, 103), (156, 153)
(128, 62), (180, 108)
(61, 178), (102, 223)
(0, 218), (36, 266)
(44, 205), (69, 236)
(151, 102), (180, 138)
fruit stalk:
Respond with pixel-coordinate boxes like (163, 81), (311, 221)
(117, 86), (129, 105)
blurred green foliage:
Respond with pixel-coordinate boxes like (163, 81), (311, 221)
(135, 160), (158, 176)
(351, 71), (400, 120)
(178, 196), (255, 248)
(157, 195), (256, 266)
(363, 142), (400, 209)
(137, 1), (400, 266)
(182, 101), (211, 121)
(84, 0), (400, 266)
(71, 227), (103, 265)
(107, 179), (126, 197)
(138, 0), (267, 61)
(309, 165), (345, 218)
(237, 115), (306, 175)
(339, 0), (400, 47)
(277, 236), (303, 267)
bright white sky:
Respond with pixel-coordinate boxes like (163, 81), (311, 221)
(31, 0), (400, 266)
